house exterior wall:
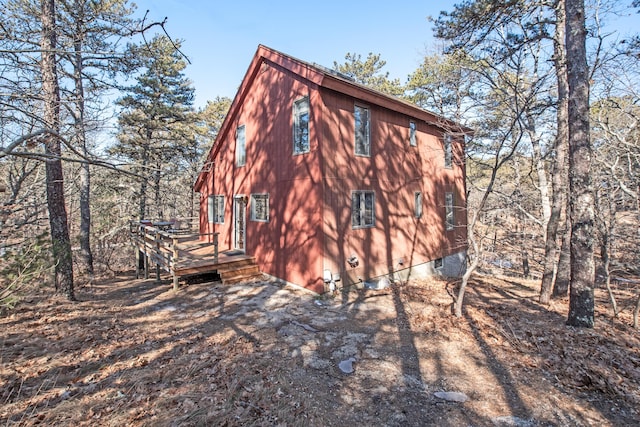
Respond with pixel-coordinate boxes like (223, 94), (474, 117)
(196, 45), (468, 294)
(319, 88), (467, 288)
(198, 60), (326, 293)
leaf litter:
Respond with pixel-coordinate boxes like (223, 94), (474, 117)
(1, 273), (639, 426)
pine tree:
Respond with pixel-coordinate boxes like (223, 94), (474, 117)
(41, 0), (75, 299)
(565, 0), (595, 327)
(113, 35), (195, 220)
(333, 53), (405, 97)
(57, 0), (137, 275)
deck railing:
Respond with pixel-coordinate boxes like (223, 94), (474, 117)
(129, 220), (218, 290)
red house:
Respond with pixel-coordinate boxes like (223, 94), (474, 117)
(194, 45), (468, 294)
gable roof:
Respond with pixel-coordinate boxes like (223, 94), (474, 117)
(194, 45), (471, 192)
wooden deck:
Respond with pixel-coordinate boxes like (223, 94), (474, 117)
(130, 223), (262, 289)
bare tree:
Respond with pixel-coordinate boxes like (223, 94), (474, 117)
(540, 0), (570, 304)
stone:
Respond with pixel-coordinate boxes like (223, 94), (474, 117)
(433, 391), (469, 403)
(338, 357), (356, 374)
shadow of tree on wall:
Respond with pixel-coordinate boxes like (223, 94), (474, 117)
(201, 52), (467, 297)
(244, 60), (325, 291)
(321, 91), (467, 297)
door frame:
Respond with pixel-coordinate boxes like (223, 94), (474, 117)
(233, 195), (246, 252)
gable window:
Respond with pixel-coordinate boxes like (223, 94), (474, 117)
(415, 191), (423, 219)
(409, 121), (417, 147)
(208, 195), (224, 224)
(352, 190), (375, 228)
(236, 124), (246, 167)
(354, 105), (370, 156)
(444, 134), (452, 168)
(293, 96), (310, 154)
(445, 192), (454, 230)
(251, 194), (269, 222)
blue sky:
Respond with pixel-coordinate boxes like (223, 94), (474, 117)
(131, 0), (458, 108)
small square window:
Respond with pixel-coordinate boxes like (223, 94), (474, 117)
(445, 192), (454, 231)
(409, 121), (417, 147)
(293, 96), (310, 154)
(415, 192), (423, 218)
(251, 194), (269, 222)
(354, 105), (370, 156)
(352, 190), (375, 228)
(444, 134), (452, 168)
(434, 258), (443, 269)
(236, 125), (246, 167)
(207, 195), (224, 224)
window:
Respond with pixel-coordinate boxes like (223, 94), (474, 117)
(444, 134), (452, 168)
(415, 191), (423, 219)
(236, 125), (246, 167)
(208, 195), (224, 224)
(409, 121), (417, 147)
(434, 258), (443, 269)
(354, 105), (370, 156)
(293, 96), (310, 154)
(445, 192), (454, 230)
(251, 194), (269, 222)
(352, 190), (375, 228)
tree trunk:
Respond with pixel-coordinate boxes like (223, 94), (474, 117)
(541, 0), (569, 304)
(554, 225), (571, 297)
(138, 140), (150, 220)
(154, 159), (162, 218)
(73, 10), (93, 274)
(454, 238), (478, 317)
(526, 115), (551, 227)
(454, 156), (508, 316)
(601, 233), (618, 317)
(596, 185), (619, 317)
(565, 0), (595, 328)
(41, 0), (75, 300)
(521, 248), (530, 279)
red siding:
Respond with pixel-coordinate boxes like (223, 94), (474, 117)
(197, 45), (468, 293)
(319, 88), (467, 284)
(200, 59), (325, 293)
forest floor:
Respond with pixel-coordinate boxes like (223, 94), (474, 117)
(1, 271), (639, 426)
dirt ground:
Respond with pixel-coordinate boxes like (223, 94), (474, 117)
(1, 272), (639, 426)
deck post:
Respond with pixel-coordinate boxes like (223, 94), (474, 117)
(172, 236), (179, 291)
(143, 232), (149, 280)
(214, 232), (219, 263)
(135, 248), (140, 279)
(155, 230), (161, 282)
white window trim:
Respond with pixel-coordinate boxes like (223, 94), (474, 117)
(208, 195), (225, 224)
(354, 104), (371, 157)
(293, 96), (310, 155)
(409, 120), (417, 147)
(415, 191), (423, 219)
(445, 192), (454, 231)
(250, 193), (269, 222)
(236, 124), (246, 167)
(352, 190), (375, 229)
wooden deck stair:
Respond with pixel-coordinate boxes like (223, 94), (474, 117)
(216, 256), (262, 285)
